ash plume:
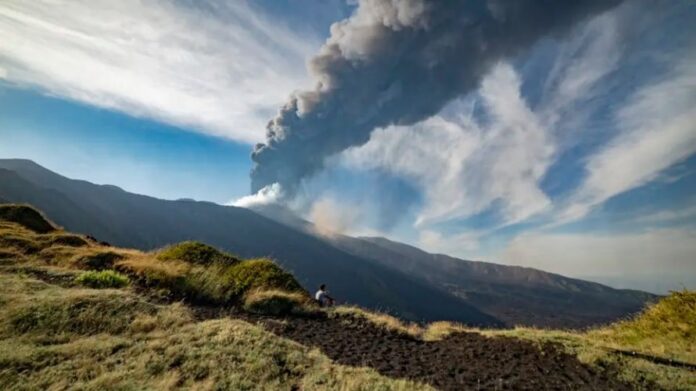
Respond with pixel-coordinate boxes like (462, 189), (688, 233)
(251, 0), (623, 195)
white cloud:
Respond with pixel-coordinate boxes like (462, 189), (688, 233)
(557, 57), (696, 223)
(539, 11), (622, 135)
(342, 62), (554, 228)
(628, 204), (696, 225)
(501, 228), (696, 291)
(0, 0), (317, 143)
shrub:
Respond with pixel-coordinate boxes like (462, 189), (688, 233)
(0, 204), (56, 234)
(173, 258), (304, 304)
(224, 258), (303, 294)
(117, 254), (305, 307)
(243, 289), (312, 316)
(75, 270), (130, 289)
(157, 241), (240, 265)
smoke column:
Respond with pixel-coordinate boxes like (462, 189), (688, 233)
(251, 0), (623, 195)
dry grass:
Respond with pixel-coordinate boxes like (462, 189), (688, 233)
(0, 208), (306, 309)
(330, 306), (423, 338)
(586, 290), (695, 363)
(243, 289), (316, 316)
(117, 253), (305, 306)
(329, 308), (472, 341)
(422, 321), (470, 341)
(156, 241), (240, 265)
(1, 205), (692, 390)
(0, 272), (432, 391)
(75, 270), (130, 289)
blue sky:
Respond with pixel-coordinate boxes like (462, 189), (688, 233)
(1, 0), (695, 293)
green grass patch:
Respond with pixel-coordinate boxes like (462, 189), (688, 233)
(5, 290), (154, 336)
(243, 289), (315, 316)
(157, 241), (240, 265)
(588, 290), (695, 363)
(120, 253), (304, 306)
(75, 270), (130, 289)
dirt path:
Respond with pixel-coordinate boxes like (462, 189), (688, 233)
(253, 314), (632, 391)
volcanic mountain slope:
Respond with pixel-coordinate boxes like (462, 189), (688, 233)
(0, 159), (497, 326)
(331, 236), (656, 328)
(0, 159), (656, 328)
(2, 205), (691, 390)
(250, 203), (656, 329)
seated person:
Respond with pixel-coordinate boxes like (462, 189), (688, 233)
(315, 284), (335, 307)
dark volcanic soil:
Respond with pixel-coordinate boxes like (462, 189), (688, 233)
(253, 314), (632, 391)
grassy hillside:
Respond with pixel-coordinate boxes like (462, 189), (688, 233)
(0, 160), (500, 325)
(332, 235), (655, 328)
(1, 204), (692, 390)
(0, 274), (431, 390)
(0, 204), (429, 390)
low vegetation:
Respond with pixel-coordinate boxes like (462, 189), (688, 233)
(157, 241), (240, 265)
(0, 205), (307, 311)
(330, 306), (423, 338)
(587, 289), (694, 363)
(244, 289), (317, 316)
(0, 204), (430, 390)
(75, 270), (130, 289)
(0, 274), (431, 390)
(0, 204), (692, 390)
(121, 249), (306, 306)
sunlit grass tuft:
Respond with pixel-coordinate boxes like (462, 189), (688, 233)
(330, 306), (423, 337)
(75, 270), (129, 289)
(243, 289), (316, 316)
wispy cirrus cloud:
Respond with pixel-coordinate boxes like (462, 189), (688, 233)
(556, 56), (696, 223)
(0, 0), (318, 143)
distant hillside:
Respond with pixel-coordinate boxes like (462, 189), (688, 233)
(333, 236), (655, 328)
(0, 159), (655, 328)
(251, 203), (656, 328)
(0, 159), (498, 326)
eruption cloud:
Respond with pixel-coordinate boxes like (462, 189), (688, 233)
(251, 0), (623, 195)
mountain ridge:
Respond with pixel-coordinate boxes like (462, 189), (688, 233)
(0, 159), (500, 326)
(0, 159), (655, 327)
